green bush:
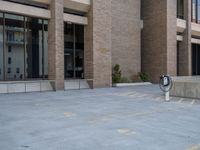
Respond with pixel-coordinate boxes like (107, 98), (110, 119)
(112, 64), (121, 83)
(138, 72), (149, 82)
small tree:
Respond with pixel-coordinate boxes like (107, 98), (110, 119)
(112, 64), (121, 83)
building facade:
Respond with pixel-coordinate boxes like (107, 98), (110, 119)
(0, 0), (199, 91)
(142, 0), (200, 82)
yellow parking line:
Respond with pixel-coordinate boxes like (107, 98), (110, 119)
(186, 144), (200, 150)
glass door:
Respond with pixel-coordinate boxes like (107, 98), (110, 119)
(4, 14), (25, 80)
(75, 24), (84, 78)
(64, 23), (74, 78)
(64, 23), (84, 79)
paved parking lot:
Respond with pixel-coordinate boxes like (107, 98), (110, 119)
(0, 85), (200, 150)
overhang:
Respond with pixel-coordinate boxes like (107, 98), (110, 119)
(177, 18), (186, 33)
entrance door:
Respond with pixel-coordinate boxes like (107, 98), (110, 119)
(64, 23), (84, 79)
(64, 51), (74, 78)
(192, 44), (200, 75)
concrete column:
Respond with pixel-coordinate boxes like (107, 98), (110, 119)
(141, 0), (177, 83)
(85, 0), (112, 88)
(166, 0), (177, 76)
(179, 0), (192, 76)
(48, 0), (64, 90)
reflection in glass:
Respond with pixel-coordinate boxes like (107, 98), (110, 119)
(192, 0), (197, 22)
(5, 14), (24, 80)
(0, 13), (3, 80)
(26, 17), (42, 79)
(75, 24), (84, 78)
(0, 12), (48, 81)
(177, 0), (184, 19)
(26, 17), (48, 79)
(64, 23), (74, 78)
(198, 0), (200, 23)
(64, 23), (84, 79)
(43, 20), (48, 78)
(192, 44), (200, 75)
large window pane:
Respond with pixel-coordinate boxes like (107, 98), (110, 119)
(75, 24), (84, 78)
(43, 20), (48, 78)
(0, 13), (3, 80)
(177, 0), (184, 19)
(5, 14), (24, 80)
(64, 23), (84, 79)
(64, 23), (74, 78)
(26, 17), (42, 79)
(192, 44), (200, 75)
(192, 0), (197, 22)
(26, 17), (48, 79)
(198, 0), (200, 23)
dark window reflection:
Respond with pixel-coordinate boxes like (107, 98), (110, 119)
(177, 0), (184, 19)
(192, 44), (200, 75)
(0, 13), (48, 81)
(192, 0), (200, 23)
(64, 23), (84, 79)
(5, 14), (24, 80)
(0, 13), (3, 80)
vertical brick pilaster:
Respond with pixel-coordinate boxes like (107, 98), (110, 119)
(179, 0), (192, 76)
(142, 0), (177, 83)
(48, 0), (64, 90)
(85, 0), (112, 88)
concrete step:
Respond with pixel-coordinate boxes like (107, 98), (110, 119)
(0, 80), (54, 94)
(65, 79), (90, 90)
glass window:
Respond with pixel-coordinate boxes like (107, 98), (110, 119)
(192, 44), (200, 75)
(198, 0), (200, 23)
(177, 0), (184, 19)
(5, 13), (25, 80)
(43, 20), (48, 78)
(25, 17), (48, 79)
(192, 0), (197, 22)
(26, 17), (42, 79)
(0, 13), (48, 81)
(64, 23), (74, 78)
(75, 24), (84, 78)
(8, 57), (11, 64)
(64, 23), (84, 79)
(0, 13), (3, 80)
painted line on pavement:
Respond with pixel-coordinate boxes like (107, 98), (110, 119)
(185, 144), (200, 150)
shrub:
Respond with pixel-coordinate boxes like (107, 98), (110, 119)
(138, 72), (149, 82)
(112, 64), (121, 83)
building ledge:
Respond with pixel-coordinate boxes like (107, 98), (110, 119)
(177, 18), (186, 33)
(191, 22), (200, 37)
(0, 1), (50, 19)
(31, 0), (90, 12)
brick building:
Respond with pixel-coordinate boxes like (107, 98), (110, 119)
(0, 0), (199, 92)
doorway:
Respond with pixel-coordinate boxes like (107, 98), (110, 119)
(64, 22), (84, 79)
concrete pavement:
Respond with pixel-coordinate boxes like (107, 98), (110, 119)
(0, 85), (200, 150)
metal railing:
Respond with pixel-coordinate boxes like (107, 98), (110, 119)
(0, 80), (55, 94)
(64, 79), (93, 90)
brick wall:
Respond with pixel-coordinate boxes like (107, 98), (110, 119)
(111, 0), (141, 80)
